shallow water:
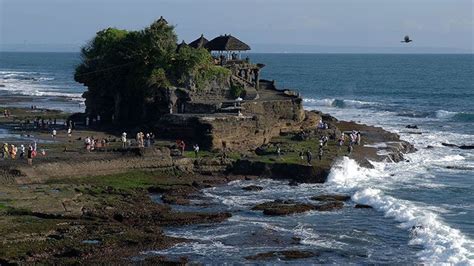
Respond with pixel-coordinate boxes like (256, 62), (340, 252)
(147, 179), (421, 264)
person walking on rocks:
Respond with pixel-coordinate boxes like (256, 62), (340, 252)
(27, 145), (33, 165)
(10, 144), (17, 159)
(193, 144), (200, 158)
(179, 140), (186, 155)
(3, 143), (9, 159)
(306, 149), (313, 166)
(318, 147), (323, 161)
(338, 133), (345, 148)
(121, 132), (127, 149)
(19, 144), (25, 159)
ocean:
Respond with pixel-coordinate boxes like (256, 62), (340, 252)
(1, 52), (473, 264)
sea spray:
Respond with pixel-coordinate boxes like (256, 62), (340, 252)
(327, 157), (474, 264)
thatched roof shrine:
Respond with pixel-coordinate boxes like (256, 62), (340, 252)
(205, 34), (250, 51)
(189, 34), (209, 49)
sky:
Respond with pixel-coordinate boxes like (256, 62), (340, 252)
(0, 0), (473, 53)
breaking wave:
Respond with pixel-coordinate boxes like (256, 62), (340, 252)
(0, 70), (84, 102)
(326, 157), (474, 264)
(303, 98), (379, 109)
(435, 110), (474, 122)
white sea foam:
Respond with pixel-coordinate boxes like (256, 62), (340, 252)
(0, 82), (84, 100)
(436, 110), (459, 119)
(326, 157), (474, 264)
(303, 98), (379, 109)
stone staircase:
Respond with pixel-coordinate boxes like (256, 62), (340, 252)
(231, 75), (259, 100)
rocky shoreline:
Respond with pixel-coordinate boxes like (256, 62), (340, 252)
(0, 107), (415, 264)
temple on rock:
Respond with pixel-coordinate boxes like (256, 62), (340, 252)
(76, 17), (314, 151)
(158, 32), (309, 150)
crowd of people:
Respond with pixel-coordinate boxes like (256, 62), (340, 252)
(1, 141), (40, 165)
(295, 122), (362, 166)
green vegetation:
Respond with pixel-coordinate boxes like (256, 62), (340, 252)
(75, 18), (230, 125)
(230, 83), (245, 98)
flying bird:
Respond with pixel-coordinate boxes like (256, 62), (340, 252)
(401, 35), (413, 43)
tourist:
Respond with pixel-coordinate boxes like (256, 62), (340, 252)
(350, 130), (357, 145)
(121, 132), (127, 148)
(180, 140), (186, 155)
(348, 144), (353, 155)
(150, 133), (155, 145)
(306, 149), (313, 166)
(85, 136), (91, 152)
(318, 147), (323, 161)
(101, 138), (108, 152)
(10, 144), (17, 159)
(90, 137), (96, 151)
(145, 133), (152, 147)
(319, 137), (324, 149)
(140, 132), (145, 148)
(19, 144), (25, 159)
(67, 127), (72, 138)
(276, 144), (281, 158)
(3, 143), (9, 159)
(193, 144), (200, 158)
(52, 129), (57, 139)
(357, 131), (361, 145)
(299, 151), (304, 161)
(322, 135), (329, 146)
(338, 133), (345, 147)
(27, 145), (33, 165)
(177, 140), (186, 155)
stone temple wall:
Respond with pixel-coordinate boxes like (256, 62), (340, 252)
(206, 98), (305, 150)
(156, 97), (309, 151)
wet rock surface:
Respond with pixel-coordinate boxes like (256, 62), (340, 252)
(311, 194), (351, 202)
(242, 185), (264, 191)
(355, 204), (373, 209)
(245, 250), (316, 261)
(252, 199), (344, 216)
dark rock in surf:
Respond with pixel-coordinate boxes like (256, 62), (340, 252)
(459, 145), (474, 150)
(245, 250), (316, 261)
(252, 200), (314, 216)
(252, 199), (344, 216)
(242, 185), (263, 191)
(288, 180), (299, 186)
(355, 204), (373, 209)
(405, 125), (418, 129)
(441, 143), (458, 148)
(311, 194), (351, 202)
(314, 201), (344, 211)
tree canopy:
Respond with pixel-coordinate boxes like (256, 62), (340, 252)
(75, 18), (230, 124)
